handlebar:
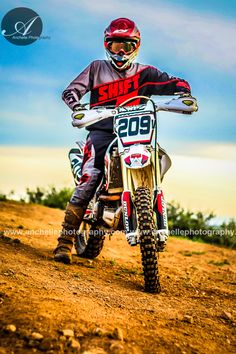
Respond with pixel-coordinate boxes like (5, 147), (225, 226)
(72, 94), (198, 129)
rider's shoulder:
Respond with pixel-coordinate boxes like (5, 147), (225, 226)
(87, 60), (112, 73)
(135, 62), (161, 73)
(90, 59), (108, 68)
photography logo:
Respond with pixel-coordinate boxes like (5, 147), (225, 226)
(1, 7), (44, 45)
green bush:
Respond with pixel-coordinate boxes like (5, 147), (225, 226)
(218, 219), (236, 248)
(2, 186), (235, 248)
(0, 193), (7, 201)
(0, 190), (15, 202)
(26, 187), (45, 204)
(167, 202), (236, 248)
(167, 202), (215, 233)
(26, 186), (73, 210)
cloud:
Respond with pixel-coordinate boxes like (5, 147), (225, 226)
(1, 0), (235, 148)
(0, 90), (87, 145)
(4, 1), (235, 69)
(53, 0), (236, 70)
(0, 67), (64, 88)
(163, 141), (236, 160)
(1, 111), (52, 127)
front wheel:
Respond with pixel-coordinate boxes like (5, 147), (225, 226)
(74, 221), (105, 259)
(134, 187), (160, 293)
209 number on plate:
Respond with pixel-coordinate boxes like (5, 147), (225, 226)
(118, 115), (151, 138)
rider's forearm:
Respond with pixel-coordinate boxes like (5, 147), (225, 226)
(147, 67), (191, 96)
(158, 72), (191, 95)
(62, 62), (93, 110)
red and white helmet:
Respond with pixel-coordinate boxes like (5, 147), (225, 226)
(104, 18), (141, 70)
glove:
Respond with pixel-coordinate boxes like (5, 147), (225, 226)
(73, 103), (88, 111)
(73, 103), (82, 111)
(174, 92), (191, 97)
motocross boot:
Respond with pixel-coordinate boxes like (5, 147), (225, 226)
(53, 203), (85, 264)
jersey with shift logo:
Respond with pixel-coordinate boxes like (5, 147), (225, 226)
(62, 60), (191, 131)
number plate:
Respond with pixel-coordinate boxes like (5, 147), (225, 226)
(114, 111), (155, 146)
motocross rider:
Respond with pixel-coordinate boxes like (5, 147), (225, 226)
(54, 18), (191, 264)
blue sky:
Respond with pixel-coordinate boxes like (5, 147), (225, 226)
(0, 0), (236, 151)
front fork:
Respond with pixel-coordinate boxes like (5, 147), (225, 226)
(121, 149), (169, 249)
(153, 189), (169, 251)
(122, 190), (137, 245)
(121, 158), (141, 245)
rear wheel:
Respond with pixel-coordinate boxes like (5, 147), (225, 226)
(134, 187), (160, 293)
(74, 222), (105, 259)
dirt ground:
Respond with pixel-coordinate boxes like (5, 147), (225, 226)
(0, 201), (235, 354)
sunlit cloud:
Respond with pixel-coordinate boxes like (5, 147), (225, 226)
(1, 146), (235, 218)
(164, 153), (236, 218)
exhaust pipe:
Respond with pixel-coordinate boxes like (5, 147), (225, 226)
(103, 206), (122, 229)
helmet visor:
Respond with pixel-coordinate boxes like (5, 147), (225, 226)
(107, 40), (137, 54)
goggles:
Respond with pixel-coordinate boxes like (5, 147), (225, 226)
(107, 40), (137, 54)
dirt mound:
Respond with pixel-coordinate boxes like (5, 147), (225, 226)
(0, 201), (235, 353)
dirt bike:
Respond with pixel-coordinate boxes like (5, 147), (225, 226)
(68, 94), (198, 293)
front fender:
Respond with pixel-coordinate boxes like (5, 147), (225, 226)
(122, 145), (151, 169)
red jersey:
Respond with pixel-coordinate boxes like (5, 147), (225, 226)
(62, 60), (191, 131)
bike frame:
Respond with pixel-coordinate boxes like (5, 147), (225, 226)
(71, 94), (198, 245)
(112, 97), (161, 245)
(71, 94), (198, 292)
